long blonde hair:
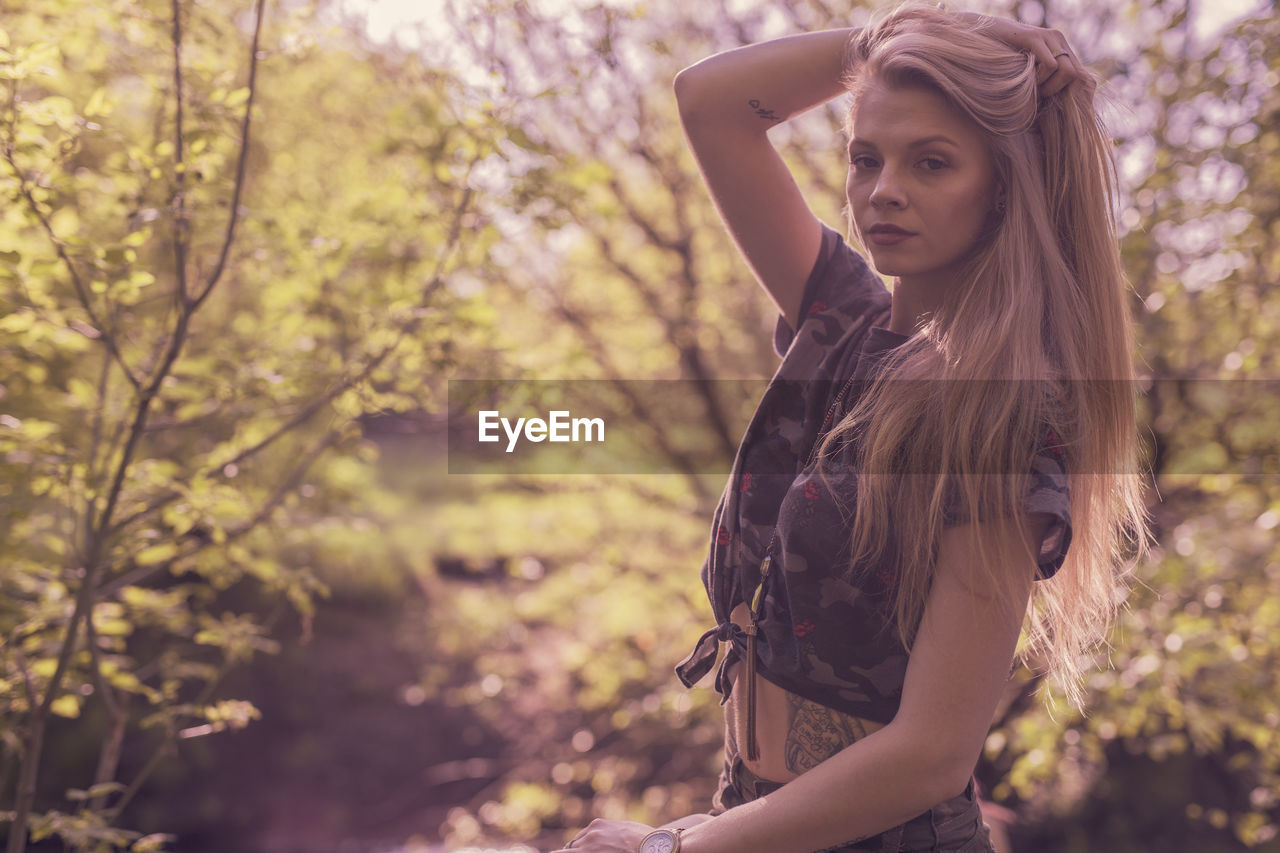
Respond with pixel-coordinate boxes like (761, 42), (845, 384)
(818, 0), (1148, 706)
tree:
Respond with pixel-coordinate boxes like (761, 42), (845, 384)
(0, 0), (494, 847)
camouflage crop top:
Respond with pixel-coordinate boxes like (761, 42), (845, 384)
(675, 221), (1072, 725)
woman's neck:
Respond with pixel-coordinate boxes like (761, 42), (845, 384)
(886, 276), (944, 336)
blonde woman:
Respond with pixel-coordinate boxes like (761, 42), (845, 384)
(557, 2), (1146, 851)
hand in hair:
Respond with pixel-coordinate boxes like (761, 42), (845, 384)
(959, 13), (1095, 98)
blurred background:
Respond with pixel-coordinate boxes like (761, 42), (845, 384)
(1, 0), (1278, 850)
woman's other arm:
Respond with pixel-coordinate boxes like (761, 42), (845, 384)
(657, 813), (714, 831)
(673, 29), (856, 333)
(672, 518), (1039, 853)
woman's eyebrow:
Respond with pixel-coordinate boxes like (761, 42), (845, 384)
(847, 134), (960, 150)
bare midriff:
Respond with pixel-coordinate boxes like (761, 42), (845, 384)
(724, 602), (888, 783)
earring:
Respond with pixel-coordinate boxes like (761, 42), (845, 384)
(995, 198), (1007, 213)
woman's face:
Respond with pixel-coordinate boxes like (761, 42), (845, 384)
(845, 79), (999, 294)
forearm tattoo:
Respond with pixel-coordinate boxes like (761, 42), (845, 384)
(783, 692), (869, 775)
(748, 98), (781, 122)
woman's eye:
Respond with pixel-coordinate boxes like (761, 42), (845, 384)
(847, 154), (946, 170)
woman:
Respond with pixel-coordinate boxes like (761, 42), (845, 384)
(558, 2), (1146, 851)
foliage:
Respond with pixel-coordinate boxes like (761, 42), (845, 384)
(4, 0), (1280, 850)
(0, 0), (496, 847)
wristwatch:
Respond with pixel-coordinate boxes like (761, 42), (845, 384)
(638, 827), (683, 853)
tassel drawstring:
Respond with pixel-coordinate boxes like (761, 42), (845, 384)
(744, 622), (759, 761)
(744, 552), (772, 763)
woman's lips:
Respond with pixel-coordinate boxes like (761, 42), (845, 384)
(868, 230), (915, 246)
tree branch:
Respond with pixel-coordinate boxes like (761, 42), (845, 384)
(98, 425), (340, 601)
(170, 0), (191, 304)
(4, 3), (270, 848)
(105, 593), (290, 822)
(0, 148), (141, 393)
(190, 0), (266, 309)
(84, 608), (129, 814)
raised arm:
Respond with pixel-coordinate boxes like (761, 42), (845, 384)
(673, 29), (857, 333)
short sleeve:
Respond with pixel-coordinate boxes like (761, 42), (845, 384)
(1024, 425), (1075, 578)
(773, 222), (886, 359)
(1025, 426), (1072, 580)
(940, 425), (1073, 580)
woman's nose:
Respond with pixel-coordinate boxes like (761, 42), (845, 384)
(869, 168), (907, 208)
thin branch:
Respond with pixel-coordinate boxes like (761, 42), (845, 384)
(102, 735), (175, 823)
(535, 279), (711, 503)
(190, 0), (266, 309)
(98, 427), (342, 601)
(0, 740), (14, 823)
(83, 348), (113, 560)
(170, 0), (191, 303)
(106, 592), (291, 821)
(231, 428), (343, 534)
(589, 231), (737, 461)
(10, 645), (38, 710)
(84, 605), (129, 814)
(5, 556), (97, 853)
(87, 403), (134, 537)
(103, 354), (403, 542)
(140, 400), (258, 432)
(83, 605), (120, 720)
(605, 173), (685, 255)
(206, 182), (474, 474)
(0, 149), (141, 393)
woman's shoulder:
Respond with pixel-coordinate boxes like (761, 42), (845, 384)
(773, 221), (890, 359)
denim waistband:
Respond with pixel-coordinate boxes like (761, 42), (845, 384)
(717, 754), (991, 853)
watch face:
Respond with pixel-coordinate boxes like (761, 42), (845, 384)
(640, 830), (677, 853)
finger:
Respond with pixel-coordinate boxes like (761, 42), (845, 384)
(1068, 55), (1096, 93)
(1059, 49), (1086, 81)
(1040, 48), (1077, 97)
(1027, 41), (1058, 86)
(554, 831), (587, 852)
(1055, 52), (1091, 98)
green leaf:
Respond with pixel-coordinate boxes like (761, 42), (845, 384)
(135, 543), (179, 566)
(21, 95), (76, 128)
(65, 781), (125, 802)
(49, 694), (81, 718)
(83, 87), (110, 117)
(30, 658), (57, 678)
(0, 310), (35, 333)
(132, 833), (178, 853)
(122, 229), (151, 247)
